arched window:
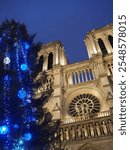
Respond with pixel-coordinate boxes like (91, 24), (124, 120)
(98, 38), (107, 55)
(48, 52), (53, 70)
(38, 55), (44, 72)
(108, 35), (113, 48)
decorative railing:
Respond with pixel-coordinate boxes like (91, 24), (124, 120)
(55, 115), (112, 143)
(62, 110), (112, 124)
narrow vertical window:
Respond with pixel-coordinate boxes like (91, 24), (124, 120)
(79, 71), (83, 82)
(108, 35), (113, 48)
(72, 72), (75, 84)
(89, 69), (94, 80)
(86, 69), (90, 81)
(98, 38), (107, 55)
(48, 52), (53, 70)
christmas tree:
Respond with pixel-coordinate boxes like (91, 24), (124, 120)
(32, 71), (61, 149)
(0, 19), (41, 149)
(0, 19), (60, 150)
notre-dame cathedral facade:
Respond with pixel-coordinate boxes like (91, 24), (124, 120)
(36, 24), (113, 150)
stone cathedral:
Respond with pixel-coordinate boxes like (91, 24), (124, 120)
(36, 24), (113, 150)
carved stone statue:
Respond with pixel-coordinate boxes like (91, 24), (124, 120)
(65, 127), (70, 141)
(95, 122), (101, 136)
(70, 126), (75, 140)
(102, 121), (108, 135)
(82, 124), (88, 139)
(89, 123), (95, 137)
(108, 120), (113, 134)
(76, 125), (82, 139)
(60, 128), (64, 141)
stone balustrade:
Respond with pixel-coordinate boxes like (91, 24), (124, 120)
(62, 110), (112, 124)
(55, 115), (112, 143)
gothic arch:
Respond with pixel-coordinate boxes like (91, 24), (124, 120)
(98, 38), (108, 55)
(48, 52), (53, 69)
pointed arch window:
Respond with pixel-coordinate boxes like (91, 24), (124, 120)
(48, 52), (53, 70)
(108, 35), (113, 48)
(98, 38), (107, 55)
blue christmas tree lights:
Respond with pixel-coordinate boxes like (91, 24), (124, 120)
(0, 20), (38, 149)
(20, 64), (28, 71)
(24, 133), (32, 141)
(17, 89), (27, 99)
(0, 125), (8, 135)
(24, 42), (30, 50)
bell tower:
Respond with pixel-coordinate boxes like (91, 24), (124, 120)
(37, 40), (68, 71)
(84, 24), (113, 58)
(37, 41), (68, 120)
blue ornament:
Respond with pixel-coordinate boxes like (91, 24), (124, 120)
(0, 125), (8, 135)
(24, 42), (30, 49)
(3, 57), (11, 65)
(17, 89), (27, 99)
(20, 64), (28, 71)
(24, 133), (32, 141)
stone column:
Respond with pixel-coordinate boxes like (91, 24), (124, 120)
(45, 54), (48, 70)
(56, 48), (59, 64)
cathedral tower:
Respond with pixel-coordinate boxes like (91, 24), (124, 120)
(36, 24), (113, 150)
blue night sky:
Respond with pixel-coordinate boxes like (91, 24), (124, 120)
(0, 0), (113, 64)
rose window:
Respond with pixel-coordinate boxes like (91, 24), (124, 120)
(69, 94), (100, 117)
